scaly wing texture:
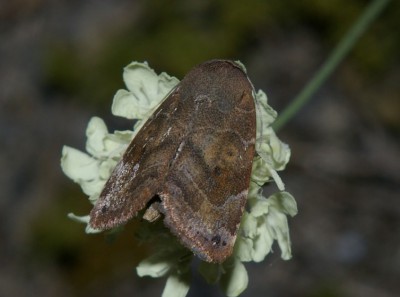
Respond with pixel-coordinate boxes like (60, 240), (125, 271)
(89, 86), (184, 230)
(161, 61), (256, 262)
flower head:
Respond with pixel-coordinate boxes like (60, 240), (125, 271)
(61, 61), (297, 297)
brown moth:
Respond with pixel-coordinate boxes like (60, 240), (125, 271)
(89, 60), (256, 263)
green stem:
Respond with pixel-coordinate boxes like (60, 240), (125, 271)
(272, 0), (391, 131)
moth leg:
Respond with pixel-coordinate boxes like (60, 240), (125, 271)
(143, 198), (162, 222)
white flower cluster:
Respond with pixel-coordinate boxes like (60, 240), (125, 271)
(61, 61), (297, 297)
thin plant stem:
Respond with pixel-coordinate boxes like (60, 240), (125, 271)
(272, 0), (391, 131)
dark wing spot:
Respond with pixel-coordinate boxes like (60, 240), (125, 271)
(214, 166), (221, 176)
(211, 235), (221, 246)
(101, 206), (108, 213)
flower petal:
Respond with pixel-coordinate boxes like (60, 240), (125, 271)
(98, 158), (118, 180)
(234, 236), (254, 262)
(112, 62), (179, 120)
(85, 117), (109, 158)
(265, 196), (294, 261)
(248, 195), (270, 217)
(239, 211), (258, 238)
(80, 178), (106, 197)
(220, 259), (249, 297)
(250, 156), (272, 186)
(267, 210), (292, 260)
(251, 219), (274, 262)
(274, 192), (298, 217)
(136, 256), (172, 278)
(112, 89), (155, 120)
(162, 272), (191, 297)
(61, 146), (99, 181)
(269, 133), (291, 170)
(67, 213), (101, 233)
(123, 62), (177, 95)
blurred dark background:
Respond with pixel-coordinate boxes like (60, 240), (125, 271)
(1, 0), (399, 296)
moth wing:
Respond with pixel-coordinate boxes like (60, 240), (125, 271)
(160, 86), (256, 263)
(89, 88), (182, 230)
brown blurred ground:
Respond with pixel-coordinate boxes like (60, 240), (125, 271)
(0, 0), (399, 296)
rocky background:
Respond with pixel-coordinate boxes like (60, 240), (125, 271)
(1, 0), (399, 296)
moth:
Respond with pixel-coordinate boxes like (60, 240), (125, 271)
(89, 60), (256, 263)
